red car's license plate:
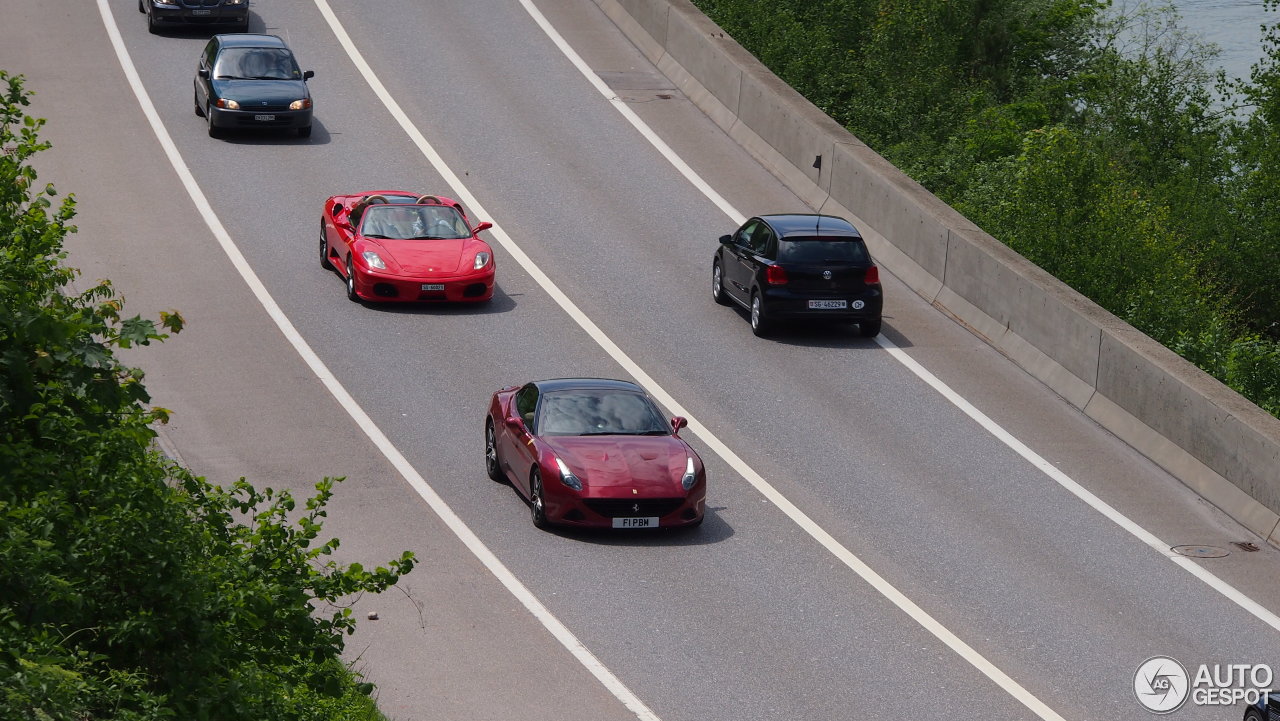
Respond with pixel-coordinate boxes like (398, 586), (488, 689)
(421, 284), (445, 291)
(254, 114), (275, 121)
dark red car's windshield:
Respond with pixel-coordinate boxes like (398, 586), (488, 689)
(537, 390), (669, 436)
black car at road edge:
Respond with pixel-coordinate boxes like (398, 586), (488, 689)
(141, 0), (249, 34)
(712, 214), (883, 337)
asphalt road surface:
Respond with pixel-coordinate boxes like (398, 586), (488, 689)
(4, 1), (1279, 719)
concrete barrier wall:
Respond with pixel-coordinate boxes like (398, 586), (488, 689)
(594, 0), (1280, 544)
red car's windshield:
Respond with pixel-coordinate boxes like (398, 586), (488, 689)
(537, 390), (669, 436)
(359, 204), (471, 240)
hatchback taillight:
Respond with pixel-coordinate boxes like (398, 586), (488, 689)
(766, 264), (788, 285)
(864, 265), (880, 285)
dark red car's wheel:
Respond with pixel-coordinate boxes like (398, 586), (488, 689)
(529, 468), (549, 529)
(485, 421), (504, 483)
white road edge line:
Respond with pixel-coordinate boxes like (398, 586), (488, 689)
(512, 0), (1280, 633)
(311, 1), (1065, 720)
(94, 3), (661, 721)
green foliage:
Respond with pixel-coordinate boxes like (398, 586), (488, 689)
(1, 70), (412, 721)
(692, 0), (1280, 416)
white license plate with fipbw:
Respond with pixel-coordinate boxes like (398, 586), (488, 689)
(808, 299), (847, 309)
(421, 284), (445, 291)
(613, 517), (658, 528)
(254, 114), (275, 121)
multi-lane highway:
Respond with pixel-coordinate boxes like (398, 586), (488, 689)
(4, 1), (1279, 719)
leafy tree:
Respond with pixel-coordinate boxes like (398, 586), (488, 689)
(1, 70), (414, 721)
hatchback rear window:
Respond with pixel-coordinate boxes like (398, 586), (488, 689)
(778, 237), (869, 264)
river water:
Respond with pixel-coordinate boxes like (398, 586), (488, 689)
(1176, 0), (1276, 81)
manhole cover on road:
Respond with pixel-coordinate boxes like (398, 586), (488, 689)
(1172, 545), (1229, 558)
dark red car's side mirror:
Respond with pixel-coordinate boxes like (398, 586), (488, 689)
(505, 416), (522, 428)
(671, 416), (688, 433)
(331, 202), (342, 216)
(473, 221), (493, 234)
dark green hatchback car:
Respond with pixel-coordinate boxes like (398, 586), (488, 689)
(194, 34), (314, 139)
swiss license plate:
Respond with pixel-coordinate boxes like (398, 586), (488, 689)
(613, 517), (658, 529)
(191, 8), (212, 14)
(809, 299), (847, 309)
(253, 114), (275, 121)
(421, 283), (445, 291)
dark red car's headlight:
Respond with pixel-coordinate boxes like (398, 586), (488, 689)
(554, 458), (583, 491)
(681, 456), (697, 490)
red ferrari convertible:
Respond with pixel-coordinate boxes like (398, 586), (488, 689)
(485, 378), (707, 530)
(320, 190), (495, 302)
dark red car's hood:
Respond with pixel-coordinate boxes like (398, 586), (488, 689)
(544, 435), (689, 495)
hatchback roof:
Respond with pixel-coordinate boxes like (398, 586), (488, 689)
(760, 214), (861, 239)
(215, 34), (289, 49)
(534, 378), (646, 393)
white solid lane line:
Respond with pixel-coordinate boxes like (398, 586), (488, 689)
(311, 1), (1064, 719)
(94, 3), (659, 721)
(514, 0), (1280, 635)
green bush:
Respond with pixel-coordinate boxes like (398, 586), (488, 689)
(1, 70), (413, 721)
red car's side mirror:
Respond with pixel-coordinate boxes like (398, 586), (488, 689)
(671, 416), (688, 433)
(473, 221), (493, 234)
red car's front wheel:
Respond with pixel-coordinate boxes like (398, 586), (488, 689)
(345, 257), (360, 302)
(529, 469), (549, 530)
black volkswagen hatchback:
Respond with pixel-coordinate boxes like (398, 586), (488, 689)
(712, 214), (883, 337)
(194, 34), (314, 139)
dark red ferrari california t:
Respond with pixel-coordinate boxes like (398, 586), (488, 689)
(485, 378), (706, 530)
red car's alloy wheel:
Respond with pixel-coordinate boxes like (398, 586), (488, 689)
(485, 422), (504, 483)
(345, 257), (359, 302)
(319, 221), (332, 270)
(529, 469), (549, 529)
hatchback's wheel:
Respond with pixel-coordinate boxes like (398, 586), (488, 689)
(529, 469), (549, 529)
(858, 318), (882, 338)
(750, 292), (770, 337)
(147, 9), (159, 33)
(345, 257), (360, 302)
(207, 113), (222, 138)
(485, 421), (505, 483)
(711, 261), (729, 305)
(1244, 710), (1265, 721)
(138, 0), (145, 13)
